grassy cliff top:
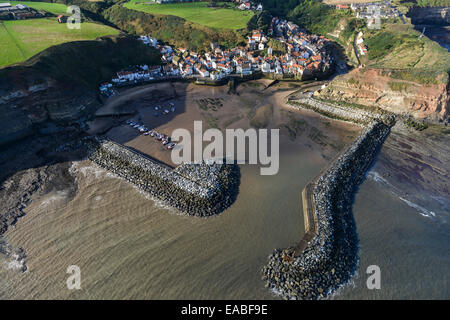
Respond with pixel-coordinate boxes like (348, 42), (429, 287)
(123, 1), (254, 30)
(0, 35), (161, 89)
(0, 18), (119, 68)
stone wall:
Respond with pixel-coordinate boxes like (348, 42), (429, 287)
(85, 138), (240, 217)
(262, 120), (391, 299)
(287, 97), (379, 124)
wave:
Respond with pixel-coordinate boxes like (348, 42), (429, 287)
(367, 170), (442, 221)
(366, 171), (398, 191)
(3, 253), (27, 273)
(398, 197), (436, 219)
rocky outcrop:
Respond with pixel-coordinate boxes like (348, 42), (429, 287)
(0, 161), (77, 236)
(262, 121), (392, 300)
(86, 138), (240, 217)
(318, 68), (449, 122)
(408, 6), (449, 26)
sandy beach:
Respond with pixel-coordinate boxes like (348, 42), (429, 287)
(90, 80), (359, 167)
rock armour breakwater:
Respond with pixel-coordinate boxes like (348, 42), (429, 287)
(86, 138), (240, 217)
(287, 97), (381, 124)
(262, 121), (391, 300)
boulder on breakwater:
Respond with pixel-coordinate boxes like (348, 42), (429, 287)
(288, 97), (378, 124)
(85, 138), (240, 217)
(262, 120), (391, 300)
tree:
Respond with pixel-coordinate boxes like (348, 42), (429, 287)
(257, 10), (271, 33)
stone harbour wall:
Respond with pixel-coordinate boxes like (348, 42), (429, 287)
(85, 138), (240, 217)
(262, 120), (392, 299)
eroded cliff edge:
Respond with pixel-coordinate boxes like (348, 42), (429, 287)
(318, 68), (449, 122)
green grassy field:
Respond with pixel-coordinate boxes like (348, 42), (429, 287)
(123, 1), (254, 30)
(9, 1), (69, 15)
(364, 23), (450, 73)
(0, 18), (119, 68)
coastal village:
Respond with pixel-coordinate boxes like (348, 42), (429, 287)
(101, 17), (333, 94)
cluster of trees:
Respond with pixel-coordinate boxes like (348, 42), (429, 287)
(248, 0), (349, 36)
(247, 10), (271, 32)
(256, 0), (304, 17)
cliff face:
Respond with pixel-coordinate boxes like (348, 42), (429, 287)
(0, 68), (99, 146)
(0, 36), (161, 146)
(0, 73), (99, 123)
(319, 68), (449, 122)
(408, 6), (450, 25)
